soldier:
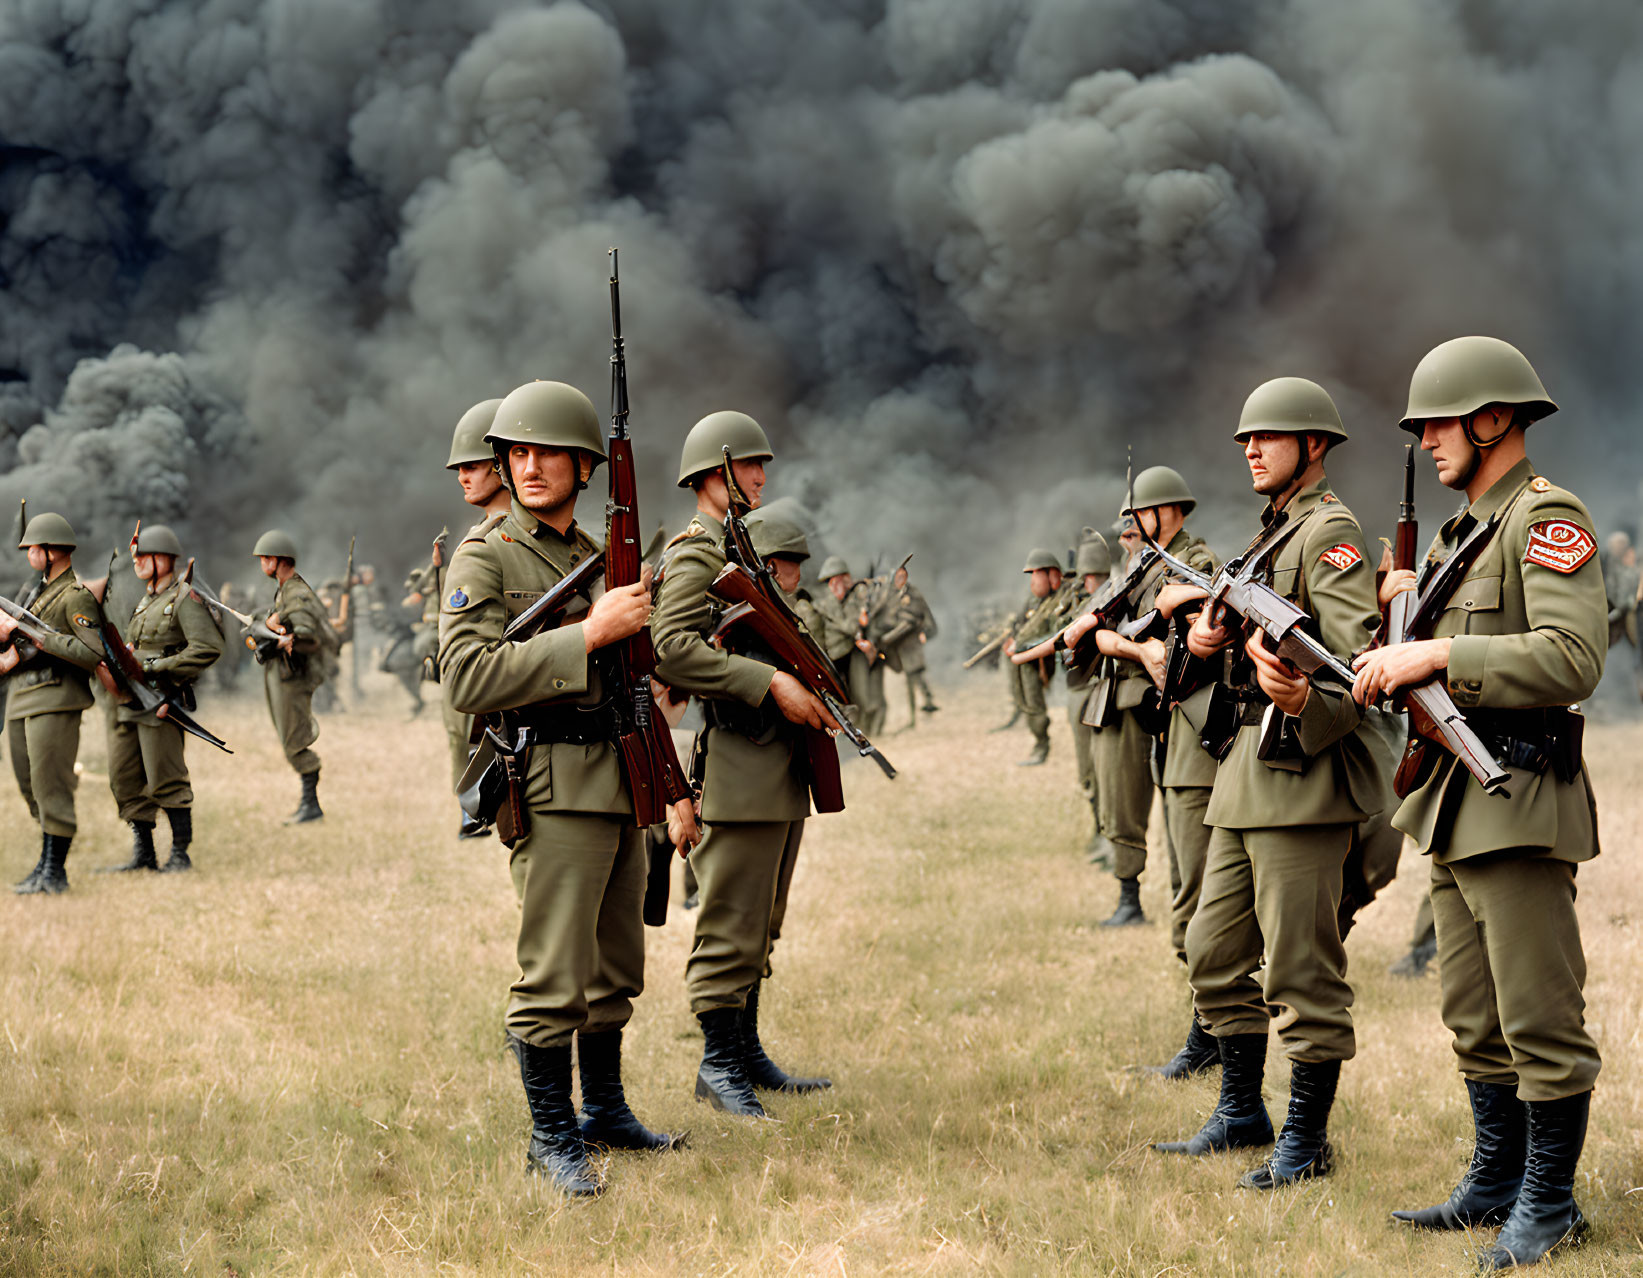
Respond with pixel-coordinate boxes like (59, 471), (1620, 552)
(254, 530), (327, 824)
(444, 396), (510, 838)
(812, 558), (864, 682)
(1001, 549), (1069, 766)
(651, 410), (838, 1121)
(1, 513), (106, 894)
(1067, 531), (1112, 863)
(102, 524), (225, 874)
(312, 577), (345, 714)
(1352, 337), (1604, 1269)
(846, 567), (895, 737)
(1154, 377), (1386, 1191)
(213, 579), (250, 695)
(877, 557), (939, 729)
(441, 379), (696, 1197)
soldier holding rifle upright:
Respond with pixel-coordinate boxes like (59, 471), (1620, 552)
(1353, 338), (1604, 1271)
(1002, 548), (1069, 767)
(253, 530), (327, 824)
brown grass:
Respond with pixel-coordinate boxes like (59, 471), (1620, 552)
(1, 671), (1640, 1275)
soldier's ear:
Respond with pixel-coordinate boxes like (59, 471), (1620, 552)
(577, 454), (594, 484)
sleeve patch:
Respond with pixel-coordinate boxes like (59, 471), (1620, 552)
(1524, 519), (1596, 574)
(73, 613), (98, 629)
(1319, 543), (1363, 571)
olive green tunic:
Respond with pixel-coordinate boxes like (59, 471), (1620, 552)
(262, 573), (327, 776)
(440, 502), (643, 1048)
(1010, 580), (1075, 751)
(1392, 459), (1605, 1101)
(880, 580), (938, 722)
(5, 568), (106, 836)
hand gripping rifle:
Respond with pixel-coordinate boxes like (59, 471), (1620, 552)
(1131, 483), (1509, 795)
(708, 452), (897, 802)
(1010, 548), (1161, 669)
(186, 577), (286, 663)
(602, 247), (692, 830)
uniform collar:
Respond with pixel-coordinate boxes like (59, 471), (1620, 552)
(1262, 476), (1333, 529)
(509, 498), (580, 545)
(1448, 456), (1536, 537)
(1163, 527), (1194, 556)
(693, 510), (725, 539)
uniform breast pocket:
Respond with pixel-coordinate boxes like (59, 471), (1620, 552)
(1442, 574), (1502, 634)
(1269, 566), (1301, 602)
(502, 590), (544, 622)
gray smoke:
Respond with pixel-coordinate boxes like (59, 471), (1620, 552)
(1, 0), (1640, 623)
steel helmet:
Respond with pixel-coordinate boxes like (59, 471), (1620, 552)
(1399, 336), (1557, 435)
(448, 397), (504, 469)
(486, 381), (606, 461)
(1022, 547), (1061, 573)
(817, 555), (851, 581)
(744, 510), (811, 562)
(1122, 465), (1197, 517)
(135, 524), (182, 557)
(1075, 532), (1112, 576)
(251, 530), (299, 562)
(1234, 377), (1348, 444)
(18, 512), (76, 549)
(677, 411), (773, 488)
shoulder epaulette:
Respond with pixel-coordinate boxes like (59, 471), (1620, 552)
(464, 513), (508, 545)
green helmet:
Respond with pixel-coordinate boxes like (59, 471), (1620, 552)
(676, 410), (774, 488)
(252, 529), (299, 562)
(135, 524), (182, 557)
(1399, 336), (1557, 435)
(744, 510), (810, 562)
(1075, 532), (1112, 576)
(817, 555), (851, 581)
(18, 512), (76, 550)
(448, 397), (503, 469)
(1122, 465), (1197, 517)
(1022, 547), (1060, 573)
(485, 381), (606, 462)
(1234, 377), (1348, 444)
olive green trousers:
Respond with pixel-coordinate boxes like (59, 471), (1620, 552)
(108, 713), (192, 822)
(8, 711), (82, 837)
(263, 666), (320, 775)
(686, 819), (804, 1014)
(1095, 707), (1153, 879)
(1431, 854), (1600, 1102)
(1008, 659), (1049, 748)
(1163, 785), (1213, 964)
(506, 812), (645, 1048)
(848, 652), (887, 737)
(1187, 822), (1355, 1063)
(441, 691), (472, 795)
(1068, 692), (1097, 800)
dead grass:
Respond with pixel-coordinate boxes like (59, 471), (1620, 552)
(1, 672), (1640, 1275)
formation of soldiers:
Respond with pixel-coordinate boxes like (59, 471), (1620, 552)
(0, 328), (1611, 1272)
(981, 336), (1604, 1272)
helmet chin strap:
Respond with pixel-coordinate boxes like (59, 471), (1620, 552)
(1454, 407), (1511, 486)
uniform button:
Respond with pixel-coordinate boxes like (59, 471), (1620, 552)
(569, 554), (579, 563)
(554, 679), (566, 690)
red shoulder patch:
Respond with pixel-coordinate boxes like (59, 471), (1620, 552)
(1319, 543), (1363, 571)
(1524, 519), (1596, 574)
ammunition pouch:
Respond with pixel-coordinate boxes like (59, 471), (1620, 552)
(703, 694), (785, 744)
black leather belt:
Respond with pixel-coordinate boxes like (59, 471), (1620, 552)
(511, 701), (619, 745)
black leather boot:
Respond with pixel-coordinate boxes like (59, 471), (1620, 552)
(1150, 1017), (1222, 1080)
(576, 1029), (683, 1151)
(512, 1036), (601, 1196)
(1478, 1091), (1591, 1270)
(694, 1007), (766, 1118)
(1239, 1059), (1340, 1189)
(102, 820), (159, 873)
(1101, 877), (1147, 927)
(12, 834), (49, 892)
(743, 981), (831, 1093)
(16, 834), (70, 896)
(1155, 1034), (1273, 1155)
(1393, 1080), (1525, 1230)
(285, 771), (323, 825)
(1388, 927), (1438, 978)
(1016, 738), (1049, 767)
(161, 808), (193, 872)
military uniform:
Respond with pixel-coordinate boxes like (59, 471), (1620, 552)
(253, 530), (327, 827)
(1007, 550), (1073, 765)
(844, 576), (895, 737)
(878, 571), (939, 725)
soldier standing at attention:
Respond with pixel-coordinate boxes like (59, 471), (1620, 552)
(254, 530), (327, 824)
(1001, 548), (1067, 767)
(1066, 531), (1112, 864)
(1, 513), (106, 895)
(846, 568), (895, 737)
(877, 557), (940, 729)
(1154, 378), (1385, 1190)
(102, 524), (225, 874)
(1353, 338), (1604, 1270)
(651, 410), (838, 1121)
(812, 558), (863, 684)
(444, 396), (509, 839)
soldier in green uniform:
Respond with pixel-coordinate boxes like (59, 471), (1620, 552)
(1352, 337), (1604, 1269)
(1067, 531), (1112, 863)
(441, 379), (696, 1197)
(255, 530), (327, 824)
(312, 578), (346, 714)
(846, 567), (895, 737)
(812, 558), (864, 682)
(1002, 549), (1068, 766)
(651, 410), (838, 1120)
(2, 513), (106, 894)
(1154, 377), (1386, 1190)
(877, 557), (939, 729)
(102, 524), (225, 874)
(443, 396), (510, 839)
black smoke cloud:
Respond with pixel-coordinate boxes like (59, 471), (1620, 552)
(0, 0), (1640, 614)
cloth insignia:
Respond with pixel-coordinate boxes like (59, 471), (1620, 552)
(447, 588), (469, 609)
(499, 533), (515, 543)
(1524, 520), (1595, 574)
(1319, 543), (1363, 571)
(73, 613), (97, 629)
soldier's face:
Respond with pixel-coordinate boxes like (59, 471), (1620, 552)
(1083, 573), (1102, 593)
(828, 575), (850, 600)
(508, 444), (577, 513)
(1029, 567), (1057, 598)
(893, 568), (907, 587)
(1418, 418), (1475, 489)
(1243, 432), (1302, 494)
(135, 553), (157, 583)
(732, 459), (766, 507)
(258, 555), (279, 578)
(25, 545), (47, 572)
(768, 557), (802, 592)
(456, 458), (503, 507)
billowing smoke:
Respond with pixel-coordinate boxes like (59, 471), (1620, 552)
(1, 0), (1640, 622)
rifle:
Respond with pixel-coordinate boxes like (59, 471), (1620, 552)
(342, 534), (361, 696)
(963, 630), (1008, 669)
(1134, 499), (1510, 795)
(601, 246), (692, 828)
(188, 578), (286, 663)
(0, 593), (61, 654)
(710, 447), (896, 792)
(1011, 548), (1161, 669)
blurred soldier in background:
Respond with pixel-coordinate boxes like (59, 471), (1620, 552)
(1066, 530), (1112, 864)
(254, 530), (327, 824)
(878, 555), (939, 729)
(1002, 548), (1070, 767)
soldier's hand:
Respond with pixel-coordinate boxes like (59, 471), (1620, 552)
(667, 797), (701, 854)
(1059, 613), (1098, 654)
(1136, 637), (1168, 690)
(769, 671), (839, 730)
(276, 632), (296, 654)
(1379, 568), (1417, 609)
(0, 614), (14, 641)
(1351, 638), (1452, 704)
(1186, 606), (1232, 658)
(582, 581), (652, 652)
(1002, 636), (1017, 657)
(855, 637), (878, 661)
(1246, 629), (1309, 715)
(0, 645), (18, 673)
(1156, 582), (1208, 619)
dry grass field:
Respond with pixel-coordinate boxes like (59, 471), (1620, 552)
(2, 671), (1642, 1276)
